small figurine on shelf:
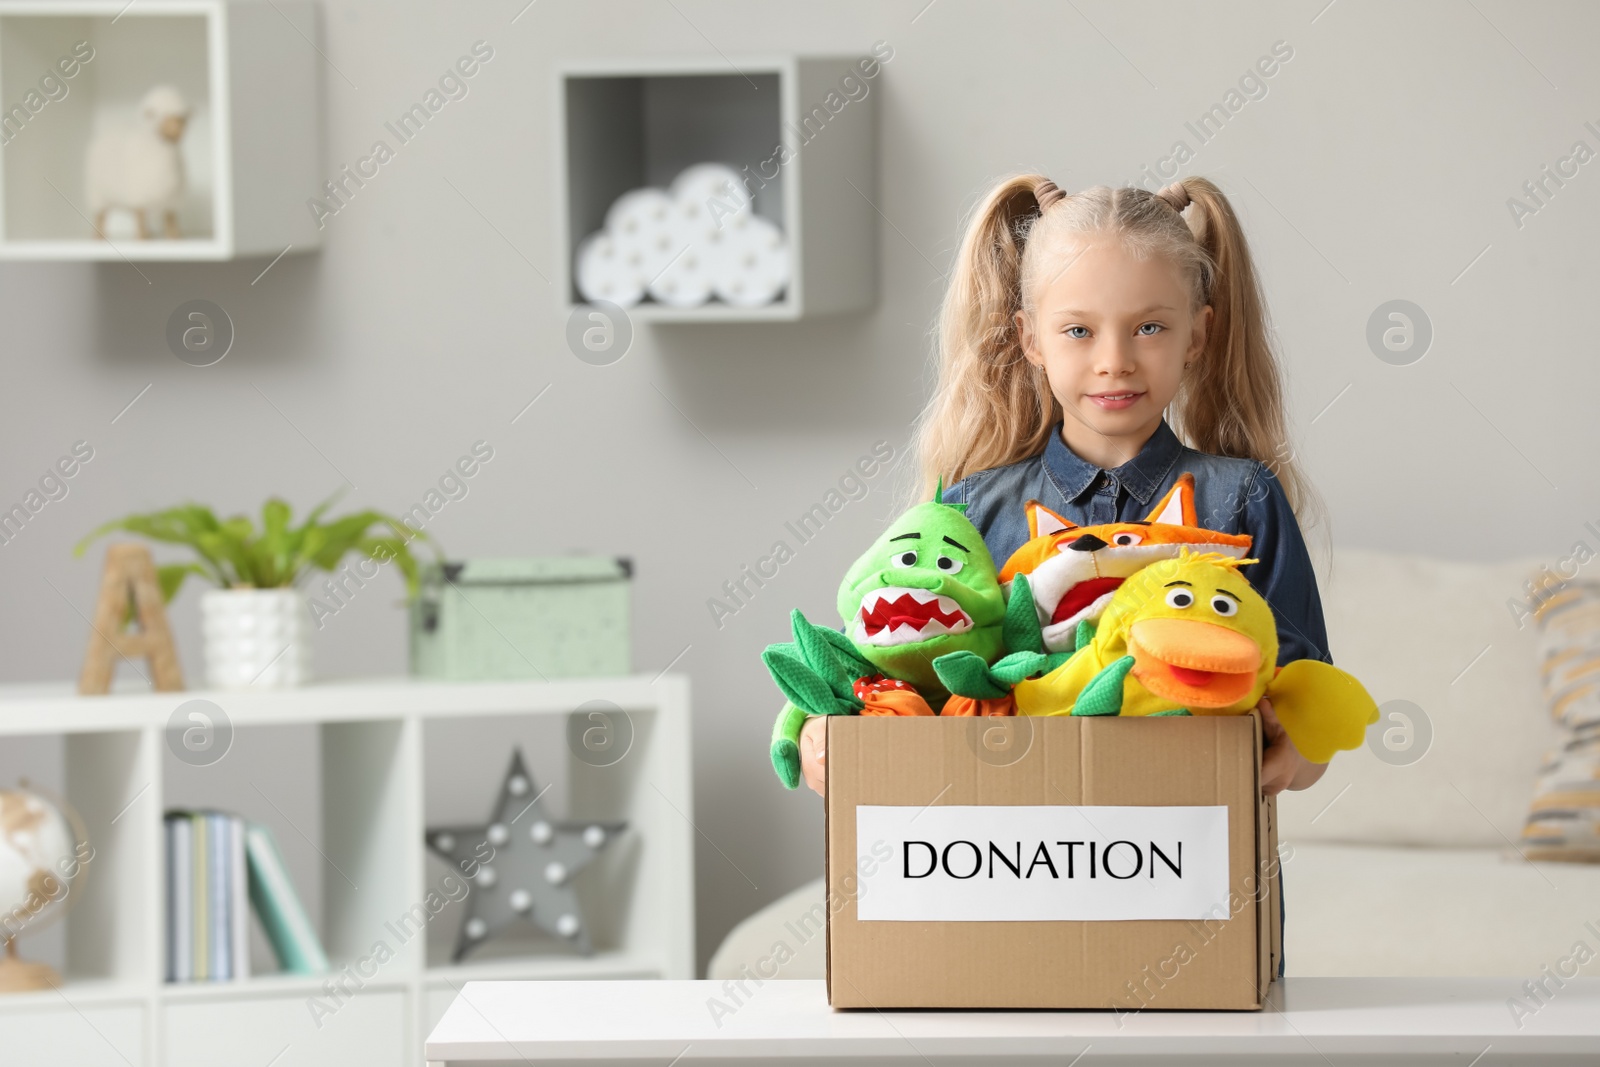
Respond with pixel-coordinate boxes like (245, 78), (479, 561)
(85, 85), (191, 240)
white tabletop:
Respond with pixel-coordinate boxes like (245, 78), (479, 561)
(425, 977), (1600, 1064)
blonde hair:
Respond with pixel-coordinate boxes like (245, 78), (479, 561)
(908, 174), (1327, 547)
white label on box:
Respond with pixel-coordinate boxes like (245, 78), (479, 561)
(854, 805), (1231, 922)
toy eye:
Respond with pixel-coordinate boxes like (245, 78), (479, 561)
(891, 550), (918, 568)
(1211, 594), (1238, 616)
(1165, 588), (1194, 609)
(1111, 532), (1143, 547)
(935, 555), (964, 574)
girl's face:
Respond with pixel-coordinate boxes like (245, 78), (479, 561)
(1015, 238), (1211, 469)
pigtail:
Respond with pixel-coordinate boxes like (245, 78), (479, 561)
(910, 175), (1061, 503)
(1167, 177), (1326, 542)
(909, 172), (1329, 566)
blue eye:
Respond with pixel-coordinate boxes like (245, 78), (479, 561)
(1138, 322), (1164, 335)
(1065, 326), (1089, 339)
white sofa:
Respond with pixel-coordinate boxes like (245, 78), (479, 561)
(710, 548), (1600, 979)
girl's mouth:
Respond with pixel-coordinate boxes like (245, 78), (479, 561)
(1089, 391), (1143, 410)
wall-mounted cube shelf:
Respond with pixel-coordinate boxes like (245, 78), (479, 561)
(0, 0), (322, 261)
(0, 675), (693, 1067)
(557, 54), (880, 323)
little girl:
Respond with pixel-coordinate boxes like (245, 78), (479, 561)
(796, 174), (1337, 976)
(799, 172), (1333, 794)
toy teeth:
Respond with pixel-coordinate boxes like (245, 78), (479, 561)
(1000, 472), (1254, 652)
(762, 487), (1010, 789)
(855, 587), (974, 645)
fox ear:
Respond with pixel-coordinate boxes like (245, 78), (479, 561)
(1026, 500), (1076, 539)
(1146, 471), (1198, 527)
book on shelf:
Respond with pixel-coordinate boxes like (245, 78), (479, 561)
(245, 820), (331, 975)
(163, 810), (329, 981)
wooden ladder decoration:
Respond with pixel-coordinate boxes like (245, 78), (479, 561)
(78, 543), (185, 694)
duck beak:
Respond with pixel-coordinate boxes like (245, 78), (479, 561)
(1128, 617), (1261, 707)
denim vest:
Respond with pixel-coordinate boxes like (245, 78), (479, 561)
(942, 418), (1331, 669)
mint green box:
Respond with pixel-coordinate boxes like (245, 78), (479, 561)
(409, 557), (631, 680)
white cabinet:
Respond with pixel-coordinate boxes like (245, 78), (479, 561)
(558, 54), (881, 322)
(0, 0), (321, 260)
(0, 999), (146, 1066)
(0, 675), (694, 1066)
(164, 990), (408, 1067)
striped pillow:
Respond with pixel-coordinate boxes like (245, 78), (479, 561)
(1523, 580), (1600, 862)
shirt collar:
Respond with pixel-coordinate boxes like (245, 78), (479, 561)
(1042, 417), (1184, 506)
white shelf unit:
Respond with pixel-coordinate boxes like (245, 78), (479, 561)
(0, 0), (322, 260)
(0, 675), (694, 1067)
(557, 54), (879, 322)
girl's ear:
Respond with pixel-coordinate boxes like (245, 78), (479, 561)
(1015, 309), (1042, 366)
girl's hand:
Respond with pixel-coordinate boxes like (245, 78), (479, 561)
(1259, 696), (1311, 796)
(799, 714), (828, 797)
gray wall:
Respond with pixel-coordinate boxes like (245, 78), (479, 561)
(2, 0), (1596, 977)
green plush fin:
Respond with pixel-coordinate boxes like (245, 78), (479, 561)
(763, 644), (849, 715)
(808, 617), (875, 670)
(791, 610), (870, 700)
(1072, 654), (1134, 716)
(1003, 573), (1046, 655)
(1149, 708), (1192, 717)
(934, 477), (968, 513)
(770, 701), (808, 789)
(1074, 618), (1096, 652)
(990, 649), (1071, 687)
(933, 650), (1010, 700)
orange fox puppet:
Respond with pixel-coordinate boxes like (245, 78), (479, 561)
(1001, 473), (1254, 652)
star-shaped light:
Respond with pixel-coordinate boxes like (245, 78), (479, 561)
(425, 747), (627, 961)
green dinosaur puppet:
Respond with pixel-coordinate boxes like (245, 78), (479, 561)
(764, 491), (1008, 788)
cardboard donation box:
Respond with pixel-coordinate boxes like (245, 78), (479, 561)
(825, 714), (1282, 1011)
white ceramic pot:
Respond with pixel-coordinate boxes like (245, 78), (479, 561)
(200, 588), (310, 689)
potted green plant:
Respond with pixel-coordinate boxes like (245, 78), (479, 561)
(74, 493), (438, 689)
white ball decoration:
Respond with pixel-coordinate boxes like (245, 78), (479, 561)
(509, 888), (532, 912)
(530, 820), (553, 845)
(465, 917), (487, 939)
(434, 833), (455, 852)
(556, 913), (581, 938)
(487, 823), (509, 846)
(583, 825), (606, 849)
(669, 162), (750, 218)
(712, 214), (790, 307)
(572, 162), (788, 311)
(604, 187), (674, 242)
(575, 231), (645, 307)
(544, 860), (568, 886)
(508, 775), (529, 797)
(475, 865), (497, 888)
(646, 243), (712, 307)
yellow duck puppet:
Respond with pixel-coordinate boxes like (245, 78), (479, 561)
(1003, 547), (1379, 764)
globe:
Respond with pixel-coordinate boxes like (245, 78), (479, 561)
(0, 784), (87, 993)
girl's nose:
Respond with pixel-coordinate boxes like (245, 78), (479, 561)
(1092, 336), (1137, 375)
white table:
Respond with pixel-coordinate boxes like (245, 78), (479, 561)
(425, 977), (1600, 1064)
